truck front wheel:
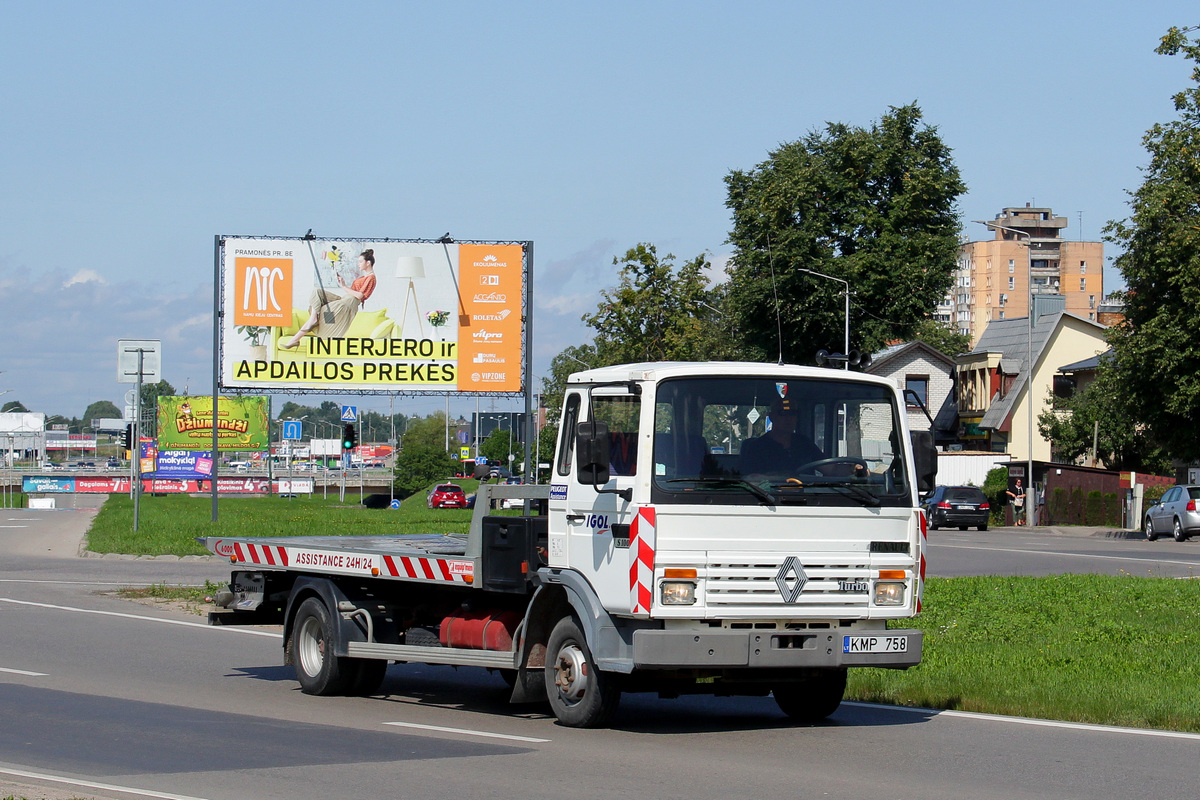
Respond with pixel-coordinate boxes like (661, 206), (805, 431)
(773, 669), (847, 723)
(545, 616), (620, 728)
(290, 597), (355, 695)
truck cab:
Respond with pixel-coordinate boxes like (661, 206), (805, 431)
(533, 361), (933, 723)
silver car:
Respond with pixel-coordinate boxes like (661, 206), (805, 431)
(1144, 485), (1200, 542)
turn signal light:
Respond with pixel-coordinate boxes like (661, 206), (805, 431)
(878, 569), (906, 579)
(664, 568), (697, 579)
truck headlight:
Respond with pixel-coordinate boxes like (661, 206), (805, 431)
(660, 581), (696, 605)
(873, 581), (906, 606)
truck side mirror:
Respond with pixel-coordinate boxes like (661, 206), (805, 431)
(909, 431), (938, 493)
(575, 421), (611, 486)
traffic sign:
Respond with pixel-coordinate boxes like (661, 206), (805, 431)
(340, 405), (358, 422)
(282, 420), (303, 440)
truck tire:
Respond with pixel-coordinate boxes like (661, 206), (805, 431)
(348, 659), (388, 696)
(290, 596), (355, 695)
(772, 669), (847, 723)
(545, 616), (620, 728)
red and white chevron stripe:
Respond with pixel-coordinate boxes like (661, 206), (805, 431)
(628, 506), (656, 615)
(380, 555), (474, 583)
(916, 508), (927, 613)
(232, 542), (289, 567)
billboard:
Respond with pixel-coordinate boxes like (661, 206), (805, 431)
(219, 237), (525, 394)
(156, 396), (269, 452)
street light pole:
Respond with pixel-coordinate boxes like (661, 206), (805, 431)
(796, 268), (850, 369)
(976, 220), (1036, 526)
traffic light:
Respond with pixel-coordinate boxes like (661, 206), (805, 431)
(342, 424), (357, 450)
(122, 424), (133, 450)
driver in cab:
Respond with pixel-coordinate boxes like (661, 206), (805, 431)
(739, 395), (824, 476)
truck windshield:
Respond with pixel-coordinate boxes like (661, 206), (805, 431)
(650, 375), (911, 507)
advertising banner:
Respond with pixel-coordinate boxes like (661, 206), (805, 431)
(22, 477), (74, 493)
(66, 477), (312, 494)
(219, 237), (524, 394)
(76, 477), (133, 493)
(147, 449), (215, 480)
(157, 396), (269, 452)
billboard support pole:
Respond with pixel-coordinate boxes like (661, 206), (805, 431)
(133, 350), (142, 532)
(212, 235), (221, 522)
(523, 241), (534, 485)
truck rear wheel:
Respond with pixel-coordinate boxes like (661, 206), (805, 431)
(773, 669), (847, 722)
(349, 659), (388, 696)
(290, 597), (356, 695)
(545, 616), (620, 728)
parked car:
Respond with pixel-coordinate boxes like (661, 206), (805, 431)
(922, 485), (990, 531)
(1143, 484), (1200, 542)
(427, 483), (468, 509)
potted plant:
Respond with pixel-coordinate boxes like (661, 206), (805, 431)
(237, 325), (270, 360)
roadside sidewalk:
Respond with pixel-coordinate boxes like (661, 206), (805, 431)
(984, 523), (1144, 540)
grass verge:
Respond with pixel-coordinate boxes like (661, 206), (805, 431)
(86, 481), (483, 556)
(850, 574), (1200, 732)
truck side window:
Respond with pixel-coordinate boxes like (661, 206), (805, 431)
(556, 393), (581, 477)
(592, 395), (640, 476)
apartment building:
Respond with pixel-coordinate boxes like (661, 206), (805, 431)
(954, 205), (1104, 347)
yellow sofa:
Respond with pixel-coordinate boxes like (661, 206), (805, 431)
(270, 307), (398, 358)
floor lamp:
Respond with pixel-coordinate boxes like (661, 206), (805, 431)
(395, 256), (425, 338)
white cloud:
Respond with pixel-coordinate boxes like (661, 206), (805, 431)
(62, 269), (106, 288)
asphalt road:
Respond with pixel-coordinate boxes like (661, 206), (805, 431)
(927, 524), (1200, 578)
(1, 500), (1199, 800)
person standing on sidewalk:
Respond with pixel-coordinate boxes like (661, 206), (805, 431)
(1007, 479), (1026, 526)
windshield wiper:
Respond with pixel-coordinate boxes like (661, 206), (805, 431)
(796, 480), (882, 507)
(665, 478), (779, 506)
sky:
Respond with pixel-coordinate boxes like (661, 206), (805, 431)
(1, 1), (1196, 424)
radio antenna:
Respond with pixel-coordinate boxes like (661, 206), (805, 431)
(766, 231), (784, 365)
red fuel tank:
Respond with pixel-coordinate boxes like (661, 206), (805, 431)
(439, 610), (523, 651)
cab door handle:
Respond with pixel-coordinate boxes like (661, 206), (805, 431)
(566, 514), (585, 523)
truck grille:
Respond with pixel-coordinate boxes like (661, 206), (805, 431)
(706, 557), (875, 609)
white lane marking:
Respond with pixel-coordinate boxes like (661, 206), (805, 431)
(384, 721), (550, 743)
(0, 526), (28, 529)
(0, 766), (210, 800)
(0, 597), (281, 638)
(0, 666), (47, 676)
(7, 518), (40, 521)
(844, 701), (1200, 740)
(0, 580), (208, 586)
(930, 542), (1200, 567)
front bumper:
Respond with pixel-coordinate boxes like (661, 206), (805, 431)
(631, 627), (922, 669)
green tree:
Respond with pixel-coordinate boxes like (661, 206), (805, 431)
(479, 427), (516, 468)
(724, 103), (966, 363)
(392, 443), (456, 499)
(539, 342), (599, 435)
(910, 319), (971, 358)
(138, 380), (175, 437)
(400, 412), (449, 451)
(1036, 365), (1171, 474)
(83, 400), (121, 426)
(1104, 26), (1200, 462)
(1, 401), (29, 413)
(582, 244), (734, 365)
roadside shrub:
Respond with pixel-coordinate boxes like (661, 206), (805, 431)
(1103, 492), (1121, 527)
(982, 466), (1009, 524)
(1084, 490), (1105, 525)
(1144, 483), (1168, 505)
(1069, 487), (1085, 523)
(1049, 487), (1069, 524)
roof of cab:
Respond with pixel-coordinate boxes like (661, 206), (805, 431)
(565, 361), (898, 390)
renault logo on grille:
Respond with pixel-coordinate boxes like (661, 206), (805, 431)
(775, 556), (808, 603)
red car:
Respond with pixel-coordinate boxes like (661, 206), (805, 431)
(427, 483), (467, 509)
